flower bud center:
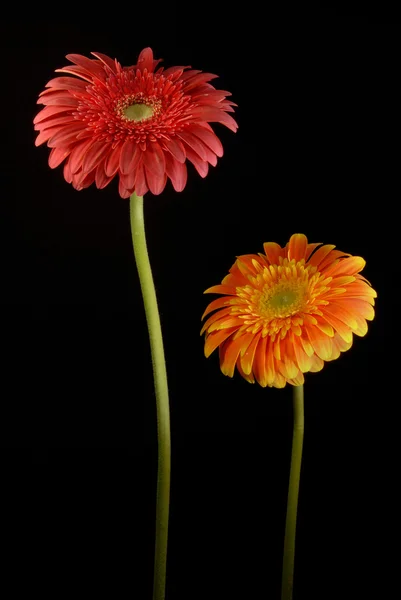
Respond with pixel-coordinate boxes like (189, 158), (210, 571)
(123, 103), (154, 121)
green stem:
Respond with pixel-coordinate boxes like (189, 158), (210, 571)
(129, 192), (171, 600)
(281, 384), (304, 600)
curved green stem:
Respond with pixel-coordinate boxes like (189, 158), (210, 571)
(129, 192), (171, 600)
(281, 384), (304, 600)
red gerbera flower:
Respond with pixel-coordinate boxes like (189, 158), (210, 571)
(201, 234), (377, 388)
(34, 48), (238, 198)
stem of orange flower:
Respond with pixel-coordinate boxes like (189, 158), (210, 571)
(281, 384), (304, 600)
(129, 192), (171, 600)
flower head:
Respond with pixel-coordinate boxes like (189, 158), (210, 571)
(201, 234), (377, 388)
(34, 48), (237, 198)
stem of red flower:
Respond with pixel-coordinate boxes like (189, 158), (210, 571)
(281, 384), (304, 600)
(129, 192), (171, 600)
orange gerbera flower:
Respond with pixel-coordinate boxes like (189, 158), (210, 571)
(34, 48), (237, 198)
(201, 234), (377, 388)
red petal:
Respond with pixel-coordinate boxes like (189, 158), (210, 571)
(135, 47), (155, 73)
(176, 130), (208, 161)
(34, 114), (77, 131)
(190, 106), (238, 132)
(142, 141), (166, 178)
(34, 105), (74, 124)
(44, 77), (87, 92)
(120, 139), (141, 175)
(183, 73), (219, 92)
(65, 54), (106, 80)
(37, 94), (78, 107)
(72, 168), (96, 190)
(47, 123), (86, 148)
(145, 169), (167, 195)
(91, 52), (117, 73)
(202, 145), (218, 167)
(82, 141), (112, 174)
(118, 179), (131, 198)
(55, 65), (96, 84)
(134, 162), (148, 197)
(162, 65), (189, 77)
(68, 138), (97, 174)
(63, 160), (73, 183)
(163, 137), (186, 163)
(120, 169), (136, 191)
(105, 143), (123, 177)
(48, 147), (71, 168)
(180, 69), (202, 81)
(95, 162), (114, 189)
(35, 126), (64, 147)
(185, 147), (209, 178)
(165, 153), (187, 192)
(188, 124), (224, 157)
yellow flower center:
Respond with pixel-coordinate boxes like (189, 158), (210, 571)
(259, 279), (308, 319)
(123, 103), (154, 121)
(115, 94), (162, 123)
(232, 257), (329, 340)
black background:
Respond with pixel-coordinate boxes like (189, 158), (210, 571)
(0, 13), (397, 600)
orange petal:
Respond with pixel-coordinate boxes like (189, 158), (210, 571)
(341, 298), (375, 320)
(288, 234), (308, 261)
(315, 318), (334, 337)
(323, 303), (358, 329)
(288, 372), (305, 386)
(299, 333), (314, 357)
(265, 337), (276, 386)
(208, 316), (244, 333)
(305, 325), (334, 361)
(204, 328), (236, 358)
(351, 312), (368, 337)
(236, 358), (255, 383)
(220, 336), (247, 378)
(324, 256), (366, 278)
(272, 370), (287, 388)
(277, 355), (299, 380)
(253, 334), (268, 387)
(263, 242), (284, 265)
(318, 250), (351, 272)
(236, 255), (260, 277)
(341, 283), (377, 302)
(332, 332), (353, 354)
(309, 355), (324, 372)
(330, 275), (356, 287)
(204, 284), (237, 295)
(307, 244), (336, 268)
(293, 337), (313, 373)
(319, 312), (353, 343)
(201, 297), (233, 320)
(240, 332), (262, 374)
(200, 307), (233, 335)
(305, 242), (322, 262)
(273, 338), (281, 360)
